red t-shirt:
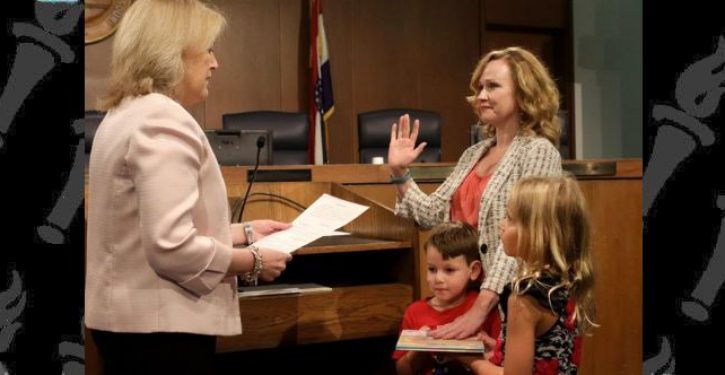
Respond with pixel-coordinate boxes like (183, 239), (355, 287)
(392, 291), (501, 362)
(450, 168), (493, 228)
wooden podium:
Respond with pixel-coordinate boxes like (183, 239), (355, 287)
(219, 181), (419, 352)
(85, 160), (642, 374)
(215, 161), (642, 374)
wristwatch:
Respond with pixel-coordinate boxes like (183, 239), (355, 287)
(242, 222), (255, 244)
(390, 169), (412, 185)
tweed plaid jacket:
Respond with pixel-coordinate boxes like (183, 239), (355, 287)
(395, 135), (562, 293)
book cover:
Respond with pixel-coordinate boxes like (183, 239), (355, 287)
(238, 283), (332, 298)
(395, 330), (485, 354)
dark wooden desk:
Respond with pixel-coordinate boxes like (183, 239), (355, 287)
(218, 160), (642, 375)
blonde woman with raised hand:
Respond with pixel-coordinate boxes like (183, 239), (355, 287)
(388, 47), (563, 342)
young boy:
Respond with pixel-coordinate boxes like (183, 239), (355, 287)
(393, 222), (500, 375)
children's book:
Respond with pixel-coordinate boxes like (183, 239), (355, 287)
(395, 329), (485, 354)
(238, 283), (332, 298)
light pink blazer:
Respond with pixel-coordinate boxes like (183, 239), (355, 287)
(85, 93), (242, 336)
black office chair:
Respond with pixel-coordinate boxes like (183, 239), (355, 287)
(222, 111), (309, 165)
(357, 109), (441, 164)
(85, 110), (105, 168)
(204, 129), (273, 166)
(558, 110), (570, 159)
(469, 110), (571, 159)
(470, 122), (483, 145)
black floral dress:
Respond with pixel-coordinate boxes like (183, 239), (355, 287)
(489, 276), (582, 374)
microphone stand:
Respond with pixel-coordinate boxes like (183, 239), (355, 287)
(238, 136), (265, 222)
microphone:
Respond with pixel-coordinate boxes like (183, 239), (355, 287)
(238, 136), (265, 222)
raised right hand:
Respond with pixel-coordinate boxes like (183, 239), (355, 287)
(388, 114), (427, 172)
(257, 248), (292, 282)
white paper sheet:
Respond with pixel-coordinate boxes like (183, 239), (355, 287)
(252, 194), (368, 254)
(291, 193), (369, 231)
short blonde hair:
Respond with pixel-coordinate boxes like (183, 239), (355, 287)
(100, 0), (226, 110)
(508, 175), (597, 334)
(467, 47), (561, 147)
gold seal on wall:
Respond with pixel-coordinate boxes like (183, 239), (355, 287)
(85, 0), (134, 44)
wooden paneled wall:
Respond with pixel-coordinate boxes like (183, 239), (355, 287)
(85, 0), (572, 163)
(480, 0), (575, 155)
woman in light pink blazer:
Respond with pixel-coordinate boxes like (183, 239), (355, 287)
(85, 1), (292, 373)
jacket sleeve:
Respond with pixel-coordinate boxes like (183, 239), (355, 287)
(481, 243), (519, 293)
(394, 146), (478, 228)
(480, 139), (563, 293)
(126, 108), (233, 297)
(393, 179), (448, 228)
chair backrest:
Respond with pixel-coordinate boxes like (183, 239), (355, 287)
(222, 111), (309, 165)
(204, 129), (273, 166)
(357, 108), (441, 164)
(469, 110), (571, 159)
(85, 110), (105, 153)
(85, 110), (105, 168)
(558, 110), (570, 159)
(470, 123), (483, 145)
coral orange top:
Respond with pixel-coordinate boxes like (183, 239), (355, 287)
(450, 167), (493, 229)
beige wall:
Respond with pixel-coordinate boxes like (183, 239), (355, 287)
(85, 0), (571, 163)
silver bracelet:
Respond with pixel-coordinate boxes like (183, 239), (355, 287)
(390, 169), (412, 185)
(242, 221), (255, 244)
(243, 245), (263, 286)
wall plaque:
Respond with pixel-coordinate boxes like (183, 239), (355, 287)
(85, 0), (133, 44)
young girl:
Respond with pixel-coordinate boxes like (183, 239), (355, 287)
(393, 221), (500, 375)
(470, 176), (597, 375)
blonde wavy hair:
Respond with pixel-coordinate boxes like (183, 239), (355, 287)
(99, 0), (226, 110)
(507, 175), (597, 335)
(467, 47), (561, 147)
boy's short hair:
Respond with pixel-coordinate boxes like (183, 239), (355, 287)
(425, 222), (480, 264)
